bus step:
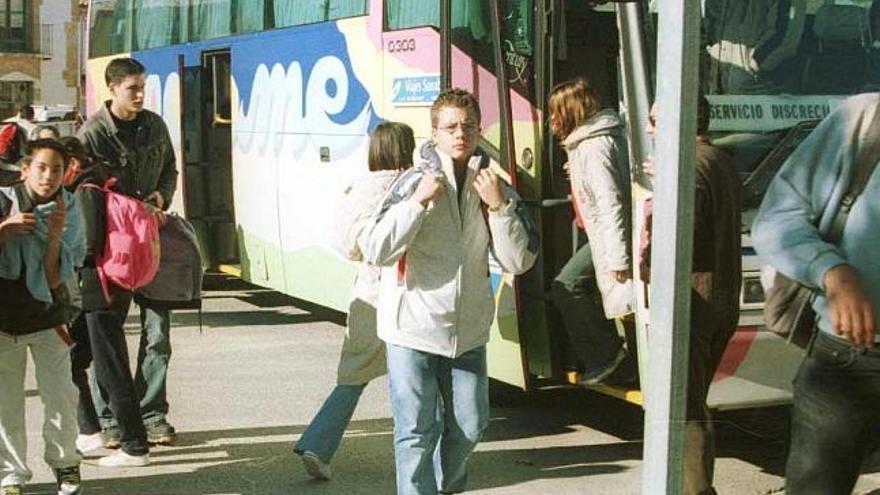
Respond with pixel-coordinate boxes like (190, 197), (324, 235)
(565, 370), (643, 406)
(217, 264), (242, 278)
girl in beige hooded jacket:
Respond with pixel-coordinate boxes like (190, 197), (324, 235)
(294, 122), (415, 480)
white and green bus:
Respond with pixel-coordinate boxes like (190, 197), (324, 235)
(83, 0), (877, 409)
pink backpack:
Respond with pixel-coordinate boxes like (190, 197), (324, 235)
(81, 178), (160, 301)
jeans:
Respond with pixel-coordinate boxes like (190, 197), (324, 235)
(386, 343), (489, 495)
(0, 329), (81, 487)
(295, 383), (368, 463)
(69, 314), (101, 435)
(84, 305), (149, 456)
(785, 331), (880, 495)
(94, 305), (171, 428)
(551, 243), (623, 375)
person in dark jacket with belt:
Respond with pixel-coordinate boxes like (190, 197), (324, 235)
(74, 57), (179, 467)
(639, 96), (742, 495)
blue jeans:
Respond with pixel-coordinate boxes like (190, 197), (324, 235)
(295, 383), (367, 463)
(551, 243), (623, 376)
(785, 332), (880, 494)
(94, 305), (172, 428)
(386, 343), (489, 495)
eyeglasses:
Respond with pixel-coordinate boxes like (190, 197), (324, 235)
(436, 122), (478, 135)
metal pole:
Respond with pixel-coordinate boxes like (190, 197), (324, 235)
(440, 0), (451, 90)
(641, 0), (701, 493)
(616, 2), (651, 188)
(489, 0), (517, 189)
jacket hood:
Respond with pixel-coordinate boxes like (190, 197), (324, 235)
(562, 109), (623, 151)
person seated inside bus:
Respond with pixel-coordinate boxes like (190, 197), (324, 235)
(547, 78), (635, 385)
(702, 0), (805, 95)
(294, 122), (416, 481)
(639, 97), (742, 495)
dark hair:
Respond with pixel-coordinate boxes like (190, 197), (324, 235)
(19, 104), (33, 119)
(33, 124), (60, 140)
(23, 138), (68, 169)
(430, 88), (481, 129)
(368, 122), (416, 172)
(696, 94), (710, 136)
(548, 78), (603, 140)
(105, 57), (146, 85)
(59, 136), (90, 165)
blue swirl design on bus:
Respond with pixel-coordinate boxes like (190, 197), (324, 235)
(233, 23), (382, 159)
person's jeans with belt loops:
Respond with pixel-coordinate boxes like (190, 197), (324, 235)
(785, 331), (880, 494)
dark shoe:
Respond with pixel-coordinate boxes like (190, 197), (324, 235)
(580, 348), (628, 385)
(55, 465), (82, 495)
(146, 422), (177, 446)
(604, 352), (639, 387)
(102, 426), (121, 449)
(301, 451), (331, 481)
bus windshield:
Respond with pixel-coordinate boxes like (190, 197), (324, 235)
(644, 0), (877, 133)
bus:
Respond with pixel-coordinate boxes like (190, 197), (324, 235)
(83, 0), (877, 410)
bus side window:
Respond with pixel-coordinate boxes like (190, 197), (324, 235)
(273, 0), (368, 28)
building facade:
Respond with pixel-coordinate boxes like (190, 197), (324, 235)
(0, 0), (87, 119)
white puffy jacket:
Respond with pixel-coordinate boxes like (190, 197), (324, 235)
(563, 109), (634, 317)
(360, 146), (538, 358)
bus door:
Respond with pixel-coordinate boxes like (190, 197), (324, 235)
(435, 0), (543, 389)
(181, 49), (238, 272)
(536, 1), (646, 395)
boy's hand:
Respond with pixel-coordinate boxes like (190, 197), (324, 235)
(46, 195), (66, 241)
(145, 190), (165, 210)
(825, 264), (876, 348)
(144, 202), (167, 226)
(0, 212), (37, 243)
(474, 168), (504, 211)
(413, 173), (445, 207)
(642, 158), (655, 177)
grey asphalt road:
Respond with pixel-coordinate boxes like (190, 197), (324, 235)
(17, 275), (880, 494)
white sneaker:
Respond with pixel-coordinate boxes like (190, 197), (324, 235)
(301, 451), (331, 480)
(97, 450), (150, 467)
(76, 432), (104, 454)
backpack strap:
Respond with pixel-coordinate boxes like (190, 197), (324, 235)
(825, 105), (880, 243)
(0, 188), (11, 218)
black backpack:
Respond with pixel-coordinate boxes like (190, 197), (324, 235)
(134, 213), (204, 310)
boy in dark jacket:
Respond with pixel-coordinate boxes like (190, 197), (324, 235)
(74, 57), (179, 466)
(0, 139), (85, 495)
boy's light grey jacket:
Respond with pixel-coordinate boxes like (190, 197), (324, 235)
(359, 144), (538, 358)
(752, 92), (880, 337)
(562, 109), (633, 317)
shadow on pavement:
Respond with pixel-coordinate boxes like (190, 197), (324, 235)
(25, 418), (639, 495)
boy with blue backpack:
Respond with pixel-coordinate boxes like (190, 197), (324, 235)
(0, 139), (85, 495)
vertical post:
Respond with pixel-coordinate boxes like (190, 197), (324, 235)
(440, 0), (452, 90)
(616, 2), (651, 183)
(641, 0), (701, 493)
